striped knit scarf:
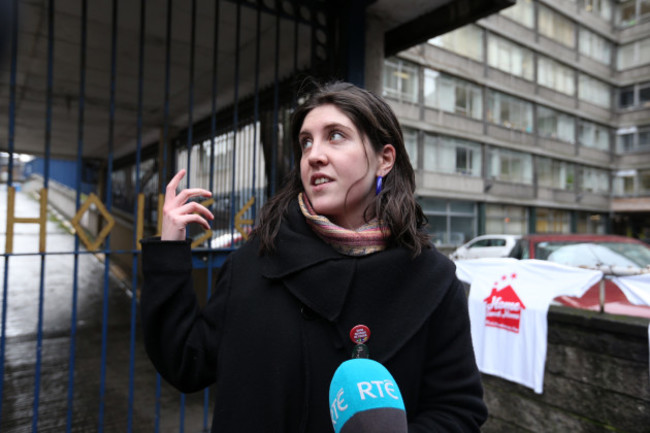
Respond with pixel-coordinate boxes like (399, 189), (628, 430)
(298, 193), (389, 256)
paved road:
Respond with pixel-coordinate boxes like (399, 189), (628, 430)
(0, 183), (212, 432)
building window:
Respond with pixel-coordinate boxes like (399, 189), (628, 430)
(487, 34), (535, 80)
(578, 120), (610, 151)
(383, 57), (419, 103)
(577, 212), (607, 234)
(617, 38), (650, 70)
(580, 166), (610, 193)
(536, 208), (571, 233)
(618, 81), (650, 109)
(403, 128), (418, 169)
(423, 70), (482, 119)
(616, 125), (650, 153)
(538, 56), (575, 95)
(424, 134), (482, 176)
(487, 90), (534, 132)
(617, 0), (650, 27)
(500, 0), (535, 28)
(639, 169), (650, 193)
(537, 106), (576, 143)
(640, 127), (650, 148)
(619, 85), (635, 108)
(579, 28), (612, 64)
(618, 0), (637, 26)
(641, 82), (650, 107)
(428, 24), (484, 62)
(613, 170), (636, 195)
(579, 73), (611, 108)
(486, 204), (528, 235)
(538, 4), (576, 48)
(537, 156), (575, 190)
(617, 129), (636, 152)
(419, 198), (476, 247)
(488, 147), (533, 184)
(614, 169), (650, 196)
(584, 0), (613, 21)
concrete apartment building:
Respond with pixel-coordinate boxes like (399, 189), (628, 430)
(381, 0), (650, 251)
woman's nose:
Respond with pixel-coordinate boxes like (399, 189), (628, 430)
(307, 142), (328, 165)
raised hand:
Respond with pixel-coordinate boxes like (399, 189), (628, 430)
(161, 169), (214, 241)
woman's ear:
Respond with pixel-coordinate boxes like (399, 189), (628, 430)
(378, 144), (396, 176)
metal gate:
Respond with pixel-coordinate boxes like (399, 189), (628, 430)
(0, 0), (344, 431)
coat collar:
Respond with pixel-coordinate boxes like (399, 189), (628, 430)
(260, 200), (352, 322)
(259, 200), (457, 363)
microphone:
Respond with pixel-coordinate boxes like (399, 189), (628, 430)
(329, 358), (407, 433)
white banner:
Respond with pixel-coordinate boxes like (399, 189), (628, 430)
(455, 258), (603, 393)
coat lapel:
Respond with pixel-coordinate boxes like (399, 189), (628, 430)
(260, 200), (458, 363)
(336, 247), (457, 363)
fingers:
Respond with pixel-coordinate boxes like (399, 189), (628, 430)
(183, 213), (213, 231)
(181, 201), (215, 222)
(160, 169), (215, 241)
(164, 169), (212, 207)
(166, 169), (187, 196)
(175, 188), (213, 204)
(160, 201), (214, 241)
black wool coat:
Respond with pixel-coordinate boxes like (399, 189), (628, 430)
(140, 201), (487, 433)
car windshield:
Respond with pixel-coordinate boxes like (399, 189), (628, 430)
(535, 241), (650, 268)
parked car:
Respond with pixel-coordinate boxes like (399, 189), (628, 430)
(449, 234), (520, 261)
(508, 234), (650, 318)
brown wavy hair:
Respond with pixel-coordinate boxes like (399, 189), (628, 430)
(252, 81), (430, 256)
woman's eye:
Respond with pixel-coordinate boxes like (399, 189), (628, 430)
(330, 131), (343, 141)
(301, 138), (313, 150)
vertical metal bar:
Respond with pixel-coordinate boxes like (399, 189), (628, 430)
(289, 0), (299, 172)
(204, 0), (220, 425)
(162, 0), (173, 184)
(230, 2), (241, 240)
(128, 0), (147, 431)
(271, 7), (281, 196)
(209, 0), (220, 207)
(55, 0), (73, 430)
(179, 2), (197, 430)
(252, 2), (261, 221)
(31, 0), (59, 422)
(157, 0), (174, 429)
(92, 0), (117, 430)
(93, 0), (112, 423)
(186, 0), (197, 191)
(179, 393), (186, 433)
(0, 257), (8, 425)
(32, 250), (46, 431)
(0, 0), (18, 423)
(230, 1), (241, 237)
(44, 0), (54, 191)
(5, 0), (17, 186)
(71, 1), (88, 431)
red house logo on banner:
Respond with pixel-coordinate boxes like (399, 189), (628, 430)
(483, 274), (526, 333)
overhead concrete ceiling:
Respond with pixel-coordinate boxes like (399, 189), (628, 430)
(0, 0), (512, 162)
(368, 0), (453, 30)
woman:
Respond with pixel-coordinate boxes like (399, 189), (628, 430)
(140, 81), (487, 432)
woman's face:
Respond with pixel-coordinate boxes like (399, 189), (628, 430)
(299, 104), (394, 229)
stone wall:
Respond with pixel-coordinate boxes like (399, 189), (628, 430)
(482, 306), (650, 432)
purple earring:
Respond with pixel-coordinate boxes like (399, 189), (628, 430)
(375, 176), (383, 196)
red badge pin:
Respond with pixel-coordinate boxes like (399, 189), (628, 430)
(349, 324), (370, 344)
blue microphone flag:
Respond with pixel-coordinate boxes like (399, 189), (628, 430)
(329, 358), (406, 433)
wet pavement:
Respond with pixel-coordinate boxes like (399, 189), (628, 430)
(0, 183), (212, 432)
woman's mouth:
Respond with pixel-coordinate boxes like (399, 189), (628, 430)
(314, 177), (331, 186)
(311, 174), (332, 186)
